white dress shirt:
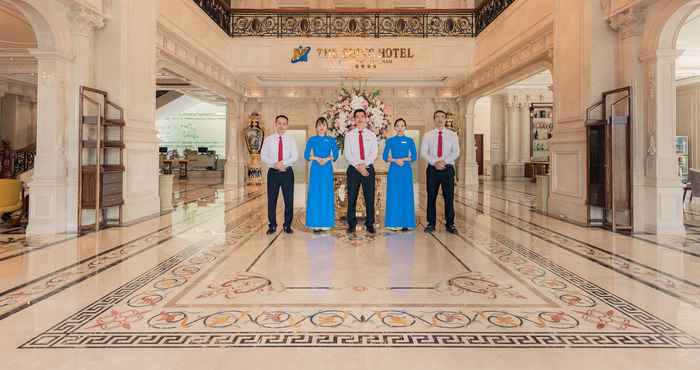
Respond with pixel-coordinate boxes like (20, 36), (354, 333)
(344, 127), (378, 167)
(420, 128), (460, 166)
(261, 132), (298, 168)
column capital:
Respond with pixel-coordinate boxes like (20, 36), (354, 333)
(607, 4), (648, 39)
(68, 3), (106, 36)
(640, 48), (685, 63)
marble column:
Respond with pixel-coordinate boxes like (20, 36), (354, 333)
(95, 0), (160, 225)
(504, 99), (523, 178)
(520, 98), (532, 163)
(462, 104), (478, 186)
(610, 6), (683, 234)
(224, 97), (243, 186)
(68, 5), (103, 231)
(489, 94), (505, 179)
(637, 49), (685, 234)
(25, 51), (71, 235)
(548, 0), (617, 225)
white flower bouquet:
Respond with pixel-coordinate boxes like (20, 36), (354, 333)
(323, 86), (390, 149)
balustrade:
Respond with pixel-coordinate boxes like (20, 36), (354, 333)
(191, 0), (516, 38)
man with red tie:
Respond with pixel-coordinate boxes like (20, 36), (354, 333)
(421, 110), (460, 234)
(344, 109), (379, 234)
(261, 115), (298, 235)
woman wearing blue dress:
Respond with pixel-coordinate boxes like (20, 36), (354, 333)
(304, 117), (339, 232)
(383, 118), (417, 231)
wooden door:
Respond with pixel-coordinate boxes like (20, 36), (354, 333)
(474, 134), (484, 176)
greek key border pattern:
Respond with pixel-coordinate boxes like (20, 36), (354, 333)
(22, 332), (696, 348)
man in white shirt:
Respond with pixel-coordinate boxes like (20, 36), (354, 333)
(420, 110), (460, 234)
(261, 114), (298, 235)
(344, 109), (379, 234)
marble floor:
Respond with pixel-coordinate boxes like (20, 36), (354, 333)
(2, 179), (700, 370)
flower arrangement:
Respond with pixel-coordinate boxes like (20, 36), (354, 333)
(323, 86), (390, 149)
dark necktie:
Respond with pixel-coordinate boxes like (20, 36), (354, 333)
(277, 136), (283, 162)
(359, 130), (365, 161)
(437, 130), (443, 158)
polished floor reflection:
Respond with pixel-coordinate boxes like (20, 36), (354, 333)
(2, 179), (700, 369)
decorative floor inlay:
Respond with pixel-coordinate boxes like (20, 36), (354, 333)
(0, 181), (234, 263)
(452, 191), (700, 310)
(476, 182), (700, 259)
(20, 201), (700, 348)
(0, 191), (263, 321)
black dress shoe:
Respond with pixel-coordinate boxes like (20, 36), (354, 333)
(401, 227), (409, 232)
(347, 226), (356, 234)
(446, 225), (459, 234)
(266, 227), (276, 235)
(424, 224), (436, 233)
(366, 225), (376, 234)
(284, 227), (293, 234)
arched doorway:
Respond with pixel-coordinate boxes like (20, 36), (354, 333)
(461, 57), (553, 186)
(636, 0), (700, 234)
(0, 0), (77, 235)
(674, 9), (700, 226)
(0, 3), (36, 232)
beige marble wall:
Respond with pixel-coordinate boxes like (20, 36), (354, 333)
(242, 89), (459, 185)
(96, 0), (160, 225)
(472, 0), (553, 71)
(548, 0), (617, 225)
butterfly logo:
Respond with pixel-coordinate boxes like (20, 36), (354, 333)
(291, 46), (311, 64)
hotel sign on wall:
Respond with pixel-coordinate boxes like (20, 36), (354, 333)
(292, 46), (416, 69)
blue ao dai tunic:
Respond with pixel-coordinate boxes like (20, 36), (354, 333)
(304, 135), (339, 229)
(383, 135), (417, 229)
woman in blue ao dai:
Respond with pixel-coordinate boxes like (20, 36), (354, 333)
(383, 118), (417, 231)
(304, 117), (339, 231)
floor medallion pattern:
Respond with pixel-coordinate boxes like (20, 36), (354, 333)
(20, 201), (700, 348)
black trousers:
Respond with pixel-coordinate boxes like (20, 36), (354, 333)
(346, 165), (375, 228)
(426, 164), (455, 227)
(267, 168), (294, 229)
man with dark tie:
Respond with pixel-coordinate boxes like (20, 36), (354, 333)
(421, 110), (460, 234)
(261, 114), (298, 235)
(344, 109), (379, 235)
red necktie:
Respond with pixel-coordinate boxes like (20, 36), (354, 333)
(277, 136), (283, 162)
(358, 130), (365, 161)
(437, 130), (443, 158)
